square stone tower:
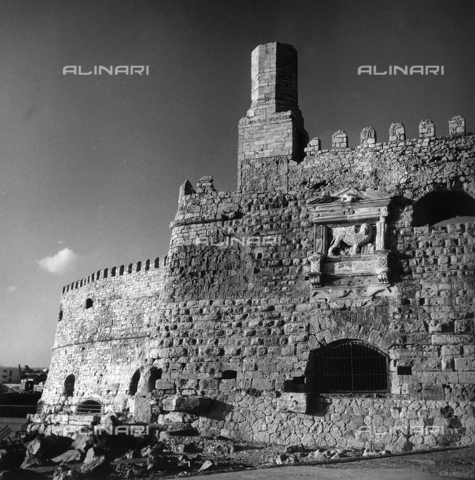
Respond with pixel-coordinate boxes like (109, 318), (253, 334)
(238, 42), (308, 193)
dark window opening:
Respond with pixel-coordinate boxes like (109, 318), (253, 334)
(77, 400), (102, 415)
(128, 263), (133, 274)
(129, 370), (140, 396)
(111, 267), (116, 277)
(397, 366), (412, 375)
(147, 367), (162, 392)
(154, 257), (160, 268)
(136, 261), (142, 272)
(307, 340), (388, 394)
(119, 265), (125, 275)
(59, 309), (63, 321)
(412, 191), (475, 227)
(222, 370), (238, 379)
(85, 298), (93, 309)
(64, 374), (75, 397)
(145, 260), (150, 271)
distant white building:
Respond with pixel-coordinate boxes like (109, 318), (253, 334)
(0, 366), (21, 384)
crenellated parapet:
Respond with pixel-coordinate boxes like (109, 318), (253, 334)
(303, 116), (468, 155)
(62, 257), (163, 294)
(295, 131), (475, 199)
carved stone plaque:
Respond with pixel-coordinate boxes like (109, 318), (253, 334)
(306, 188), (392, 287)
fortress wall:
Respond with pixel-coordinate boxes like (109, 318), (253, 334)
(290, 133), (475, 199)
(150, 220), (475, 451)
(41, 261), (166, 409)
(155, 221), (475, 397)
(40, 42), (475, 451)
(191, 394), (474, 451)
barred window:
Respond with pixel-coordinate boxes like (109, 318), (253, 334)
(311, 340), (388, 394)
(77, 400), (102, 415)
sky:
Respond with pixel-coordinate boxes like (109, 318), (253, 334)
(0, 0), (474, 368)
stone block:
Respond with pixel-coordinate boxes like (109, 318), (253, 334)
(454, 357), (475, 371)
(134, 396), (152, 423)
(419, 119), (435, 138)
(155, 379), (175, 390)
(332, 130), (348, 148)
(448, 115), (466, 135)
(278, 392), (308, 414)
(389, 123), (405, 142)
(360, 127), (376, 146)
(162, 395), (211, 413)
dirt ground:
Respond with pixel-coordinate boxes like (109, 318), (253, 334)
(177, 444), (475, 480)
(21, 443), (475, 479)
(2, 416), (474, 480)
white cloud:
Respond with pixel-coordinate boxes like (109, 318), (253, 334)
(37, 248), (79, 275)
(5, 286), (16, 294)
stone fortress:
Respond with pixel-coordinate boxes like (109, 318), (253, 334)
(36, 43), (475, 452)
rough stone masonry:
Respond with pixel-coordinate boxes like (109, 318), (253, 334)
(35, 42), (475, 453)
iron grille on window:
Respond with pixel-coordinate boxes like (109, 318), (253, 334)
(313, 340), (388, 393)
(77, 400), (103, 415)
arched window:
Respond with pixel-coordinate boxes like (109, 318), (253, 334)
(147, 367), (162, 392)
(64, 374), (75, 397)
(307, 340), (388, 394)
(129, 370), (140, 396)
(412, 191), (475, 227)
(77, 400), (102, 415)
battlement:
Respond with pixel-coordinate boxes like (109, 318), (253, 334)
(61, 256), (164, 294)
(237, 43), (470, 195)
(304, 116), (468, 154)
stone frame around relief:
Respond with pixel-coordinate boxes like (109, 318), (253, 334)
(307, 188), (392, 288)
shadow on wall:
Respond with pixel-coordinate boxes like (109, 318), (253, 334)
(192, 399), (233, 422)
(412, 191), (475, 227)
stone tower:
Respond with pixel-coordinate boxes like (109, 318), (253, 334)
(238, 42), (308, 193)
